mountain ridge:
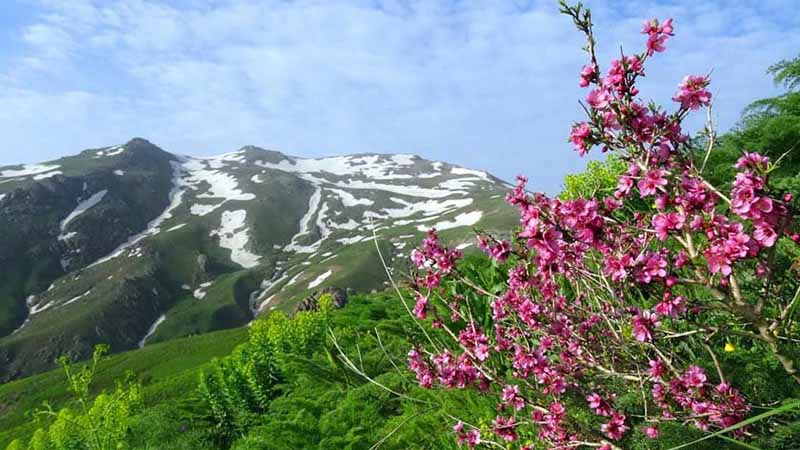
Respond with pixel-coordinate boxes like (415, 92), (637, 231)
(0, 138), (518, 381)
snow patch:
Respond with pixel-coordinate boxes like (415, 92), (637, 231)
(194, 282), (213, 300)
(0, 163), (60, 178)
(190, 204), (216, 216)
(95, 146), (125, 158)
(328, 188), (374, 207)
(308, 270), (333, 289)
(58, 232), (78, 241)
(33, 171), (62, 180)
(451, 167), (490, 180)
(62, 290), (92, 307)
(30, 296), (55, 315)
(331, 218), (360, 230)
(255, 154), (419, 181)
(138, 314), (166, 348)
(211, 210), (261, 268)
(379, 197), (473, 220)
(298, 173), (464, 198)
(284, 186), (323, 253)
(286, 270), (305, 286)
(60, 190), (107, 232)
(418, 211), (483, 232)
(337, 235), (367, 245)
(181, 157), (256, 216)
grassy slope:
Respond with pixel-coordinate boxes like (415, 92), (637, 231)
(0, 326), (248, 448)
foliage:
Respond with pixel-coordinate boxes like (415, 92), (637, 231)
(196, 295), (333, 443)
(0, 327), (247, 448)
(561, 155), (627, 200)
(7, 345), (143, 450)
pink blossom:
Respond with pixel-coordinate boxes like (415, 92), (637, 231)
(682, 365), (707, 388)
(637, 251), (668, 283)
(604, 254), (632, 282)
(493, 416), (517, 442)
(570, 122), (593, 156)
(587, 88), (612, 110)
(580, 64), (597, 87)
(652, 212), (685, 240)
(413, 294), (429, 320)
(587, 392), (613, 416)
(502, 384), (526, 411)
(601, 412), (629, 441)
(735, 152), (769, 171)
(632, 310), (660, 342)
(643, 425), (660, 438)
(642, 18), (674, 55)
(655, 294), (687, 318)
(673, 75), (712, 110)
(637, 169), (668, 197)
(408, 349), (433, 388)
(647, 33), (669, 55)
(454, 422), (481, 448)
(649, 359), (666, 379)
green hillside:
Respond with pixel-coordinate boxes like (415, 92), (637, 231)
(0, 327), (248, 448)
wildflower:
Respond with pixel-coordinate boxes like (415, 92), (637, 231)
(637, 169), (668, 197)
(682, 365), (707, 388)
(587, 88), (612, 110)
(673, 75), (711, 110)
(652, 212), (685, 240)
(413, 294), (429, 320)
(580, 64), (597, 87)
(502, 384), (525, 411)
(643, 425), (660, 438)
(493, 416), (517, 442)
(632, 310), (660, 342)
(601, 412), (629, 440)
(570, 122), (593, 156)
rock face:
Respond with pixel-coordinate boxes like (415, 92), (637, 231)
(293, 287), (349, 313)
(0, 138), (518, 381)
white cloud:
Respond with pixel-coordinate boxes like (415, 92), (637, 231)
(0, 0), (798, 193)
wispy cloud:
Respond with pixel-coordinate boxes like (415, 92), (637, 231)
(1, 0), (797, 192)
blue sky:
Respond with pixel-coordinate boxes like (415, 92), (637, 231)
(1, 0), (798, 193)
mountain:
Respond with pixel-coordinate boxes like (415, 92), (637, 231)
(0, 138), (517, 381)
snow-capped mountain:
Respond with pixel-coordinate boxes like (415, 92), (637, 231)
(0, 138), (517, 381)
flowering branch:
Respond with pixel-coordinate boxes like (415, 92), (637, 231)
(400, 2), (800, 448)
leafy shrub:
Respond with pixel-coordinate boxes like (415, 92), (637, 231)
(8, 345), (143, 450)
(197, 296), (332, 443)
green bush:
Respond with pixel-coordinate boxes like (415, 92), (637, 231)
(9, 346), (143, 450)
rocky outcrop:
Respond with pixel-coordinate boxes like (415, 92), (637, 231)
(293, 287), (349, 313)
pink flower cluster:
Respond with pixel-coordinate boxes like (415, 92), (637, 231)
(650, 364), (749, 433)
(453, 422), (481, 448)
(412, 228), (462, 275)
(642, 18), (673, 55)
(730, 153), (787, 248)
(673, 75), (712, 111)
(477, 235), (512, 263)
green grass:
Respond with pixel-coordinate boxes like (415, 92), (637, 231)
(150, 271), (257, 343)
(0, 326), (248, 448)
